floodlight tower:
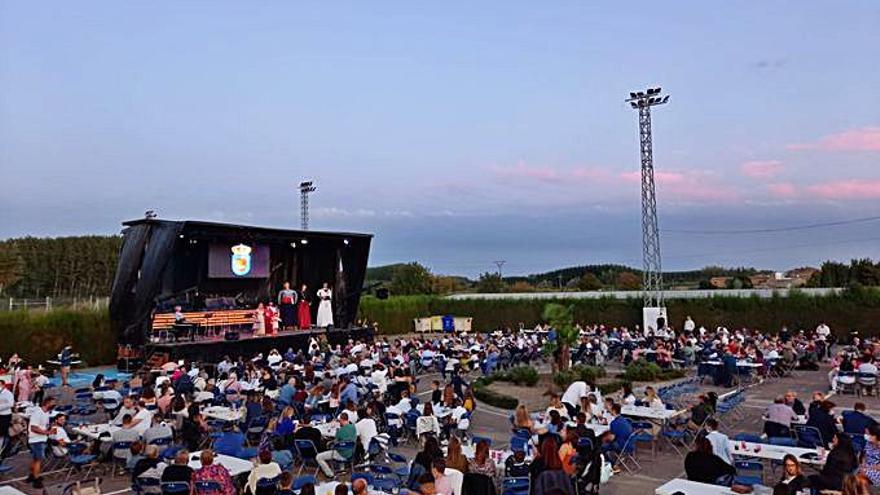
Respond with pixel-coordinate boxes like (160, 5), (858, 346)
(626, 87), (670, 333)
(299, 181), (316, 230)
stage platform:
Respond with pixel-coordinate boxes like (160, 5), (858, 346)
(142, 327), (374, 365)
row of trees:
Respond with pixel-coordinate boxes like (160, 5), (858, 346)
(0, 236), (122, 298)
(807, 259), (880, 288)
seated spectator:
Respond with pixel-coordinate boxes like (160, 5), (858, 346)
(277, 472), (294, 495)
(445, 436), (469, 473)
(161, 450), (194, 484)
(558, 427), (579, 475)
(806, 400), (838, 447)
(111, 414), (142, 462)
(842, 473), (872, 495)
(467, 440), (496, 478)
(294, 416), (325, 452)
(529, 436), (563, 480)
(125, 441), (145, 471)
(704, 419), (732, 467)
(687, 395), (712, 431)
(193, 449), (235, 495)
(843, 402), (877, 435)
(808, 432), (858, 492)
(783, 391), (805, 416)
(859, 424), (880, 485)
(608, 404), (633, 453)
(684, 435), (735, 486)
(504, 449), (531, 478)
(764, 396), (797, 438)
(132, 445), (161, 482)
(513, 404), (535, 433)
(246, 449), (281, 495)
(773, 454), (809, 495)
(644, 386), (663, 410)
(431, 459), (453, 495)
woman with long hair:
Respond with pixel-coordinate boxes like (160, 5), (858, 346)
(774, 454), (809, 494)
(809, 432), (858, 491)
(468, 440), (496, 478)
(684, 435), (735, 485)
(445, 436), (469, 473)
(530, 436), (564, 480)
(558, 427), (579, 475)
(414, 435), (444, 472)
(842, 474), (872, 495)
(513, 404), (534, 433)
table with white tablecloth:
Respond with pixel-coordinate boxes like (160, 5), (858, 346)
(655, 478), (737, 495)
(72, 422), (121, 441)
(728, 440), (826, 466)
(139, 450), (254, 479)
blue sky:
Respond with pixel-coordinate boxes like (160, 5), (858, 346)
(1, 1), (879, 276)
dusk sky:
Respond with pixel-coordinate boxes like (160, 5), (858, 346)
(2, 2), (879, 276)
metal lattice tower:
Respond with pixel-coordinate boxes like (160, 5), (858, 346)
(626, 87), (669, 308)
(299, 181), (316, 230)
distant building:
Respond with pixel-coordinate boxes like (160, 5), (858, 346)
(709, 277), (732, 289)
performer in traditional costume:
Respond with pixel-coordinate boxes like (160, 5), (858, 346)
(277, 282), (298, 330)
(297, 284), (312, 329)
(265, 302), (279, 335)
(253, 303), (266, 335)
(316, 283), (334, 328)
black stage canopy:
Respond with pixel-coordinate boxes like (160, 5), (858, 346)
(109, 219), (372, 347)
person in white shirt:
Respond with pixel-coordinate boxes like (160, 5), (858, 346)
(355, 414), (378, 452)
(704, 418), (733, 466)
(49, 413), (72, 457)
(370, 364), (388, 393)
(683, 316), (695, 333)
(561, 381), (589, 417)
(644, 386), (664, 410)
(112, 397), (139, 426)
(131, 405), (153, 436)
(28, 397), (57, 488)
(0, 378), (13, 455)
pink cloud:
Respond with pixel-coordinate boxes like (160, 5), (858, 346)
(767, 182), (798, 198)
(807, 179), (880, 199)
(788, 126), (880, 152)
(619, 170), (687, 184)
(619, 169), (740, 202)
(740, 160), (783, 178)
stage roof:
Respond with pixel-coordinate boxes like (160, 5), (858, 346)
(122, 218), (373, 239)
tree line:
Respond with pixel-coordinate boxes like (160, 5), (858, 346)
(0, 236), (122, 298)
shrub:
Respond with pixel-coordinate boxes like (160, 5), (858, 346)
(472, 377), (519, 409)
(505, 366), (540, 387)
(620, 360), (664, 382)
(0, 308), (116, 365)
(598, 380), (630, 396)
(619, 360), (687, 382)
(552, 365), (605, 388)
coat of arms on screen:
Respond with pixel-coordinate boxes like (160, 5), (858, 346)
(230, 244), (252, 276)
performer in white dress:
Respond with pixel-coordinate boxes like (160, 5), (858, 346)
(316, 283), (334, 328)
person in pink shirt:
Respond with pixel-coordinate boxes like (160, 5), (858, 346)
(431, 458), (453, 495)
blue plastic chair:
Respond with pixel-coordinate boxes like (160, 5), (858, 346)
(733, 460), (763, 486)
(294, 439), (320, 475)
(292, 475), (318, 491)
(161, 482), (191, 495)
(502, 477), (530, 495)
(194, 481), (223, 495)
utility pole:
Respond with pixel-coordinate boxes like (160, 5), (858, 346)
(299, 181), (316, 230)
(493, 260), (506, 279)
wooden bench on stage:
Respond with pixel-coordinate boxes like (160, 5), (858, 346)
(152, 309), (254, 340)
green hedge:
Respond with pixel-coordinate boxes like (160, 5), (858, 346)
(359, 288), (880, 336)
(472, 376), (519, 409)
(0, 309), (116, 366)
(552, 365), (606, 388)
(619, 359), (686, 382)
(492, 366), (540, 387)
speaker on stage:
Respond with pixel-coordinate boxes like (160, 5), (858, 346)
(224, 330), (240, 341)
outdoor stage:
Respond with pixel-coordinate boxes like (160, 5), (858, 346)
(143, 326), (374, 364)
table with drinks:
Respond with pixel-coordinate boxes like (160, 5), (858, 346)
(728, 439), (826, 466)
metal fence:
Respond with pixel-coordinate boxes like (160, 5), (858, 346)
(446, 287), (845, 301)
(3, 296), (110, 311)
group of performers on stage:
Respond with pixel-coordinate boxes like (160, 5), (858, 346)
(255, 281), (334, 335)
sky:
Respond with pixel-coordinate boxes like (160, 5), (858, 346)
(1, 1), (879, 277)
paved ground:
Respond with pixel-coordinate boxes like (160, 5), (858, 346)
(1, 359), (877, 494)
